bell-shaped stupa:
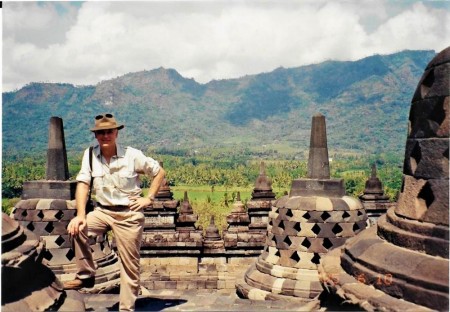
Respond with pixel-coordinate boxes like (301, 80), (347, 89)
(2, 213), (85, 311)
(236, 113), (368, 302)
(319, 47), (449, 311)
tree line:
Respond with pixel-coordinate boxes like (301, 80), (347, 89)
(2, 151), (402, 204)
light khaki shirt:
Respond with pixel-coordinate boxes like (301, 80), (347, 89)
(76, 144), (160, 206)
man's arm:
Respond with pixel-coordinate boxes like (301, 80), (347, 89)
(147, 167), (165, 201)
(67, 181), (90, 235)
(129, 167), (166, 211)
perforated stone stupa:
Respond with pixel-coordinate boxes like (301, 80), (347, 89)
(319, 47), (449, 311)
(2, 213), (84, 311)
(236, 113), (368, 302)
(11, 117), (121, 293)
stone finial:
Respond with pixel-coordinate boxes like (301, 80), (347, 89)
(177, 191), (198, 227)
(307, 113), (330, 179)
(204, 216), (221, 241)
(155, 161), (174, 201)
(226, 192), (250, 225)
(290, 113), (345, 197)
(22, 117), (77, 200)
(180, 191), (193, 214)
(251, 162), (276, 200)
(230, 192), (245, 213)
(371, 163), (377, 178)
(254, 162), (272, 191)
(46, 117), (69, 181)
(363, 163), (385, 195)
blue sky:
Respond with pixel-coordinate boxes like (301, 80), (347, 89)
(2, 0), (450, 92)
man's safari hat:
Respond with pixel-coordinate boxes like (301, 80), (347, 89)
(90, 113), (125, 132)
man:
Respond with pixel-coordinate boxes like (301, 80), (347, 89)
(64, 113), (165, 311)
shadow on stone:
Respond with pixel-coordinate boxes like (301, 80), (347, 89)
(94, 297), (188, 311)
(318, 291), (362, 311)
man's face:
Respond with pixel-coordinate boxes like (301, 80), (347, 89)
(95, 129), (118, 148)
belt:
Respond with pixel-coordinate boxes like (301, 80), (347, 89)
(97, 203), (129, 211)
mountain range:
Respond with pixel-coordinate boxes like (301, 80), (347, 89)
(2, 49), (436, 159)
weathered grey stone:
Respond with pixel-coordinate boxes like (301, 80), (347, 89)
(319, 47), (450, 312)
(237, 114), (367, 301)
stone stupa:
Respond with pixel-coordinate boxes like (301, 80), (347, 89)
(236, 113), (368, 303)
(319, 47), (449, 311)
(2, 213), (85, 311)
(359, 163), (395, 225)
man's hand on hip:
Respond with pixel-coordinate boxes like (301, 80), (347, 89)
(128, 195), (153, 211)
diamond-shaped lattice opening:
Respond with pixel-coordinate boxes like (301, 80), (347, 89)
(66, 249), (75, 261)
(311, 224), (321, 235)
(278, 220), (285, 230)
(332, 224), (343, 235)
(321, 211), (331, 221)
(357, 210), (363, 216)
(275, 250), (281, 257)
(268, 219), (273, 226)
(37, 210), (45, 219)
(303, 212), (311, 220)
(418, 182), (435, 209)
(294, 222), (301, 232)
(353, 223), (360, 232)
(301, 238), (311, 249)
(322, 238), (333, 249)
(43, 249), (53, 261)
(444, 148), (449, 160)
(55, 235), (65, 246)
(430, 98), (447, 127)
(409, 142), (422, 174)
(311, 253), (321, 264)
(44, 222), (55, 233)
(26, 222), (35, 231)
(290, 251), (301, 262)
(284, 236), (292, 246)
(285, 209), (293, 218)
(420, 68), (434, 97)
(342, 211), (350, 219)
(55, 210), (64, 220)
(21, 210), (28, 217)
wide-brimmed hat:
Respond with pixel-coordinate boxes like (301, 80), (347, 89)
(90, 113), (125, 132)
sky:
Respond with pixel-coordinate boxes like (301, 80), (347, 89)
(2, 0), (450, 92)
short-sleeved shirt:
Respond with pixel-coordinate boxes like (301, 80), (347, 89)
(76, 144), (160, 206)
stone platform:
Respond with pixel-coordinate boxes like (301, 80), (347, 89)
(83, 288), (360, 311)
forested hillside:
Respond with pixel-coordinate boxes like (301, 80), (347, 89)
(2, 49), (435, 159)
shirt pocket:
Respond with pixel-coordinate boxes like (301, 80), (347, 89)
(91, 171), (105, 189)
(117, 171), (138, 191)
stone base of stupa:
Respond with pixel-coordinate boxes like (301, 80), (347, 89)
(318, 211), (449, 311)
(11, 198), (122, 294)
(236, 258), (323, 301)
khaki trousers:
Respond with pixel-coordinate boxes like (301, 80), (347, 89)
(72, 207), (144, 311)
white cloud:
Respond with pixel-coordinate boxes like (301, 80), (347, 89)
(366, 2), (450, 54)
(2, 0), (449, 92)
